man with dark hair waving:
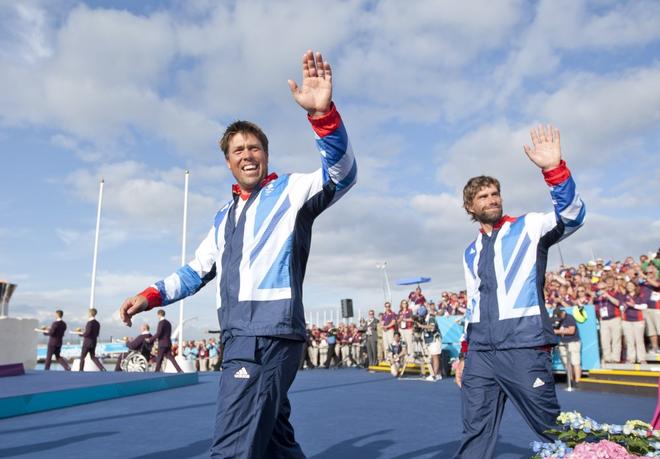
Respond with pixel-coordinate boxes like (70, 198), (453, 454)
(453, 125), (585, 459)
(119, 50), (356, 458)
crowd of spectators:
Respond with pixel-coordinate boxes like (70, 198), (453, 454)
(543, 250), (660, 366)
(300, 288), (446, 381)
(296, 249), (660, 381)
(172, 338), (222, 371)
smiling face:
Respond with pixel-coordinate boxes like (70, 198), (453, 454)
(467, 184), (503, 225)
(225, 132), (269, 194)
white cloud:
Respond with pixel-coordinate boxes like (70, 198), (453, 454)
(0, 3), (53, 63)
(63, 161), (220, 229)
(2, 0), (659, 328)
(0, 4), (223, 156)
(495, 0), (660, 103)
(527, 65), (660, 164)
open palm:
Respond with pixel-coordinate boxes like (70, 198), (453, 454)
(523, 125), (562, 171)
(288, 50), (332, 117)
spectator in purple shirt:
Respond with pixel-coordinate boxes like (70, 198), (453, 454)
(381, 302), (397, 360)
(639, 264), (660, 353)
(397, 300), (414, 358)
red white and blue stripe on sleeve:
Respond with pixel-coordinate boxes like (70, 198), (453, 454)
(139, 261), (217, 310)
(139, 264), (207, 310)
(543, 160), (586, 237)
(308, 103), (357, 204)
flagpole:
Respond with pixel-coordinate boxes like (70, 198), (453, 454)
(178, 171), (189, 361)
(89, 179), (104, 310)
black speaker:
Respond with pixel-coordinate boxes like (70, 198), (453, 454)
(341, 298), (353, 318)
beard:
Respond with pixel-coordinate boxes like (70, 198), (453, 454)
(474, 206), (503, 225)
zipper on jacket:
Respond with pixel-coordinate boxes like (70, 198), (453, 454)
(478, 231), (497, 349)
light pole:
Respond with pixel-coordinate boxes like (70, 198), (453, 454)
(376, 262), (392, 303)
(89, 179), (104, 310)
(177, 171), (189, 369)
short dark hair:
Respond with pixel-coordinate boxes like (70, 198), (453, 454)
(462, 176), (501, 221)
(394, 331), (401, 338)
(89, 308), (97, 317)
(219, 121), (269, 158)
(157, 309), (165, 317)
(55, 309), (63, 318)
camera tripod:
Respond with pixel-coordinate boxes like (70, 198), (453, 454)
(411, 331), (430, 377)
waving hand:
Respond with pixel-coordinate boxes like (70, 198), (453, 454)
(288, 50), (332, 117)
(523, 125), (562, 171)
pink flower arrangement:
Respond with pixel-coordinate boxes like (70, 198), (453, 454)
(562, 440), (636, 459)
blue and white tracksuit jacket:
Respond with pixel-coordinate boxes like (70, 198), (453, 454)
(462, 161), (585, 351)
(139, 104), (356, 342)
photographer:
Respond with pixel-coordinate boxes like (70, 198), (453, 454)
(418, 308), (442, 381)
(387, 331), (407, 378)
(323, 322), (340, 369)
(553, 308), (581, 384)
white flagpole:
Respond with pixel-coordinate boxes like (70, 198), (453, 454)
(178, 171), (189, 360)
(383, 262), (392, 303)
(89, 179), (104, 310)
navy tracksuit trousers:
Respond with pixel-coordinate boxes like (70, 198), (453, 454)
(210, 336), (305, 459)
(453, 348), (560, 459)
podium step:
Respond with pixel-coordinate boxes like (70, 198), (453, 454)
(580, 369), (659, 397)
(368, 361), (431, 376)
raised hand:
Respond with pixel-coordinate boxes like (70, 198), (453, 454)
(288, 50), (332, 117)
(119, 295), (148, 327)
(523, 124), (562, 171)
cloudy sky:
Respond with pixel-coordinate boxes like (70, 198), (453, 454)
(1, 0), (659, 340)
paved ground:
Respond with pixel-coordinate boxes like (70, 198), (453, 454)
(0, 369), (653, 458)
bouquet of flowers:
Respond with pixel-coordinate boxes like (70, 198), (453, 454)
(530, 412), (660, 458)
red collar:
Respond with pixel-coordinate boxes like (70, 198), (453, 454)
(479, 215), (516, 235)
(232, 172), (278, 201)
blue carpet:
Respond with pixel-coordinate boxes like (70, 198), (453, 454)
(0, 369), (653, 459)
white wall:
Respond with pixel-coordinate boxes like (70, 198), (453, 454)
(0, 317), (39, 369)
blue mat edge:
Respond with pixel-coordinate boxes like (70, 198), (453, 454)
(0, 372), (199, 419)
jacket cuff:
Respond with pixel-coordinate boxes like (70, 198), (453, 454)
(308, 102), (341, 137)
(138, 286), (162, 311)
(542, 160), (570, 186)
(460, 340), (469, 354)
